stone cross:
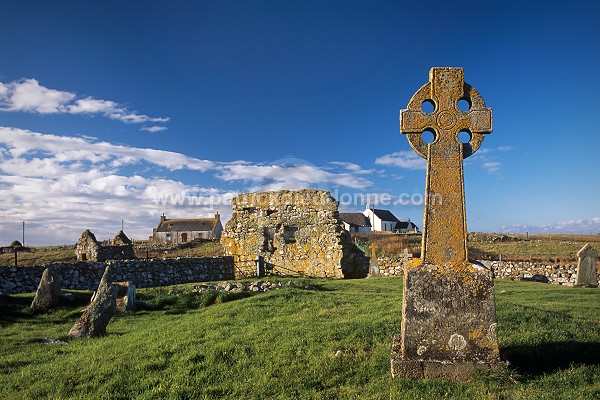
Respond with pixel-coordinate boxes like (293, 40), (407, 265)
(369, 243), (378, 260)
(392, 68), (503, 381)
(400, 67), (492, 265)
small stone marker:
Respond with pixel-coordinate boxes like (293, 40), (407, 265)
(575, 244), (598, 287)
(115, 281), (136, 312)
(31, 268), (62, 311)
(368, 243), (380, 277)
(391, 67), (504, 381)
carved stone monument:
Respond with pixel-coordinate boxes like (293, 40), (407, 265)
(391, 67), (504, 381)
(575, 244), (598, 287)
(368, 243), (380, 277)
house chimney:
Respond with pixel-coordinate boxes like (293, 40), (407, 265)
(215, 211), (220, 221)
(160, 213), (166, 222)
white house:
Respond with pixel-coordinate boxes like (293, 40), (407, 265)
(395, 220), (420, 233)
(338, 212), (372, 233)
(151, 212), (223, 243)
(363, 204), (400, 232)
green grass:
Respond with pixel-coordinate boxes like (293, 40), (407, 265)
(468, 233), (600, 261)
(0, 246), (76, 266)
(1, 278), (599, 399)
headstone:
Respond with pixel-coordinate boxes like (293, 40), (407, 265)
(68, 265), (117, 338)
(575, 244), (598, 286)
(30, 268), (62, 311)
(391, 67), (505, 381)
(368, 243), (380, 277)
(114, 281), (136, 312)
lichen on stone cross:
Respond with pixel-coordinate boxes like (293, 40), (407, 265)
(369, 243), (378, 259)
(400, 67), (492, 265)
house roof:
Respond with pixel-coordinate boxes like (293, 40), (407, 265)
(156, 218), (217, 233)
(371, 208), (401, 223)
(396, 221), (419, 230)
(339, 213), (371, 227)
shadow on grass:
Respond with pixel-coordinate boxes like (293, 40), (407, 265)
(502, 341), (600, 377)
(0, 292), (91, 326)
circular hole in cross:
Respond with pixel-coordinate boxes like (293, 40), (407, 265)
(458, 129), (471, 144)
(422, 129), (436, 144)
(458, 98), (471, 112)
(421, 100), (435, 114)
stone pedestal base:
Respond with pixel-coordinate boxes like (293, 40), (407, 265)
(391, 263), (505, 382)
(367, 263), (380, 278)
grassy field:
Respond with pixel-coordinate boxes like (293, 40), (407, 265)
(468, 233), (600, 261)
(4, 234), (600, 266)
(1, 278), (598, 399)
(0, 241), (224, 267)
(361, 232), (600, 261)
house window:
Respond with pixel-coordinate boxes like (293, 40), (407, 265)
(181, 233), (188, 243)
(283, 226), (298, 244)
(166, 233), (171, 241)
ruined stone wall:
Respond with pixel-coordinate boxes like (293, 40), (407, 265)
(97, 245), (136, 261)
(221, 190), (368, 278)
(0, 257), (234, 294)
(75, 238), (99, 261)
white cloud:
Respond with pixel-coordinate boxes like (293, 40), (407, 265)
(141, 126), (168, 133)
(0, 127), (376, 244)
(328, 161), (374, 175)
(498, 217), (600, 234)
(497, 146), (512, 151)
(68, 97), (118, 114)
(0, 127), (213, 172)
(1, 78), (75, 113)
(374, 151), (426, 170)
(0, 78), (169, 131)
(217, 163), (372, 190)
(482, 162), (501, 173)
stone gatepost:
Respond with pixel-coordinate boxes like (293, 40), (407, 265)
(575, 244), (598, 287)
(391, 67), (505, 381)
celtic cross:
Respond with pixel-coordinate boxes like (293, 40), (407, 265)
(400, 67), (492, 265)
(369, 243), (378, 259)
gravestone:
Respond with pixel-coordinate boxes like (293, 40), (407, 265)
(31, 268), (62, 311)
(368, 243), (380, 277)
(575, 244), (598, 286)
(391, 67), (505, 381)
(115, 281), (137, 312)
(68, 265), (117, 338)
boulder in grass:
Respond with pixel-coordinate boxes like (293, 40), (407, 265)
(31, 268), (62, 311)
(68, 266), (116, 338)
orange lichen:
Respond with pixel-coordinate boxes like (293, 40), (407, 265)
(468, 327), (484, 340)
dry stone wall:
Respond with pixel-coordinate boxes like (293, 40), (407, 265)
(221, 190), (368, 278)
(0, 257), (234, 294)
(490, 260), (599, 286)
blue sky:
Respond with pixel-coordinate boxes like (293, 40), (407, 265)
(1, 0), (599, 245)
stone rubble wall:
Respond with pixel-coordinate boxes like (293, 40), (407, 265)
(2, 256), (597, 295)
(0, 257), (234, 294)
(374, 256), (598, 286)
(490, 260), (599, 286)
(376, 254), (412, 277)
